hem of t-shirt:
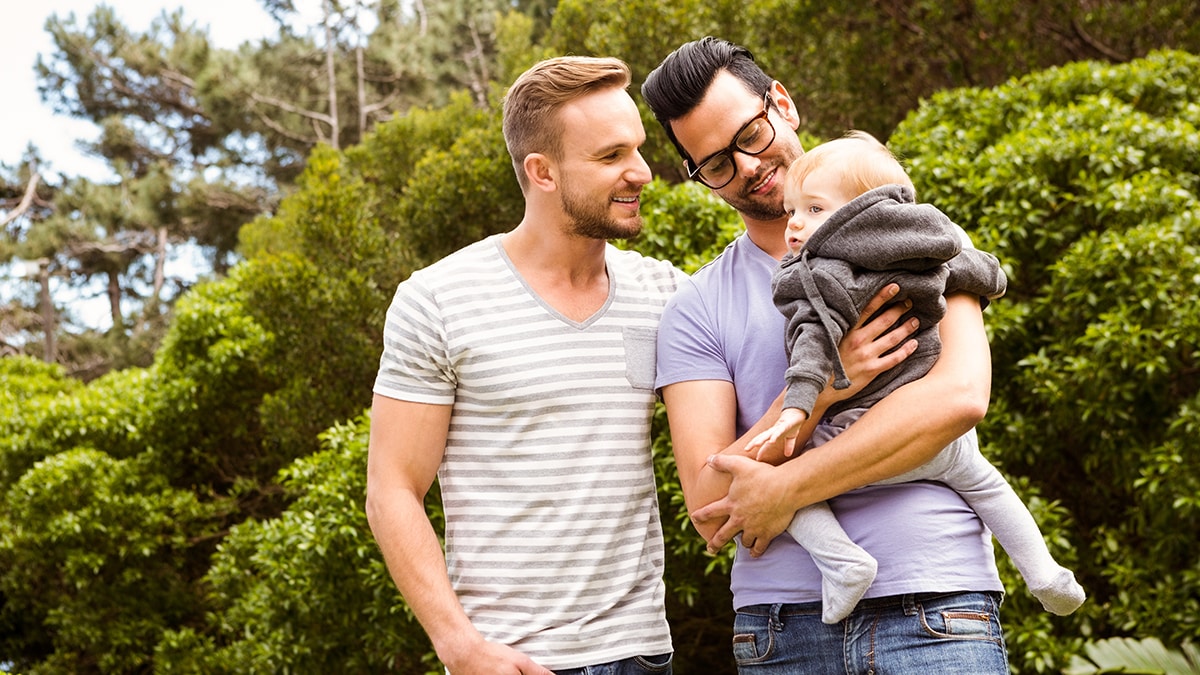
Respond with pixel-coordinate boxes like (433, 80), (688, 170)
(533, 637), (674, 671)
(371, 385), (454, 406)
(731, 577), (1004, 612)
(654, 371), (734, 394)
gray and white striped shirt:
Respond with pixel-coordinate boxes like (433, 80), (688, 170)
(374, 235), (681, 669)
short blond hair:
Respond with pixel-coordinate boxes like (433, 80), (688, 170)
(786, 130), (915, 200)
(502, 56), (632, 191)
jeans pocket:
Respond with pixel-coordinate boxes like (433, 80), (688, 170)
(631, 652), (673, 673)
(917, 592), (1004, 643)
(733, 606), (783, 665)
(732, 632), (763, 664)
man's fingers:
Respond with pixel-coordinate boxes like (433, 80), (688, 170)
(859, 299), (910, 339)
(877, 335), (919, 369)
(870, 316), (919, 356)
(857, 282), (899, 324)
(706, 520), (740, 553)
(749, 537), (770, 558)
(690, 499), (725, 525)
(707, 452), (753, 474)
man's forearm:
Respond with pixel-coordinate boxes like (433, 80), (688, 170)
(689, 293), (987, 553)
(767, 293), (991, 508)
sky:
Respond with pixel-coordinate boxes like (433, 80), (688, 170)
(1, 0), (280, 181)
(0, 1), (293, 331)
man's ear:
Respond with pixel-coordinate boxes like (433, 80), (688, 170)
(769, 80), (801, 131)
(523, 153), (557, 192)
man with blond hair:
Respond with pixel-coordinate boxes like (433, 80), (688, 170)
(366, 56), (678, 674)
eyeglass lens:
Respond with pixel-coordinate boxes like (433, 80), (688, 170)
(692, 96), (776, 188)
(697, 119), (773, 186)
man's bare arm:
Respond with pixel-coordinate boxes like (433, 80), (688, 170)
(665, 285), (918, 548)
(692, 292), (991, 555)
(365, 394), (552, 675)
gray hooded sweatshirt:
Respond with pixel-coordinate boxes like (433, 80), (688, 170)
(775, 184), (1007, 417)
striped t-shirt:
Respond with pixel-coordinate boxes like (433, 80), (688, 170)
(374, 235), (682, 669)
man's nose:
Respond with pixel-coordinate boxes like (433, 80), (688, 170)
(628, 150), (652, 185)
(732, 149), (762, 179)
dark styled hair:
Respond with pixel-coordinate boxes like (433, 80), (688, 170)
(641, 37), (775, 163)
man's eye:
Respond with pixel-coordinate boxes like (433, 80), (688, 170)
(707, 155), (731, 174)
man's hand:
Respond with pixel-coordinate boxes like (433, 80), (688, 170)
(440, 634), (554, 675)
(833, 284), (918, 402)
(690, 453), (796, 557)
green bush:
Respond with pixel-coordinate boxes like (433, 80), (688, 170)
(4, 48), (1199, 675)
(891, 49), (1200, 672)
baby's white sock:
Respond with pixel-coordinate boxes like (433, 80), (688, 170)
(1030, 567), (1086, 615)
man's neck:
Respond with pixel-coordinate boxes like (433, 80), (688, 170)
(742, 215), (790, 260)
(500, 224), (611, 322)
(502, 224), (608, 282)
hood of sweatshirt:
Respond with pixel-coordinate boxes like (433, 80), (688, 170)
(785, 184), (962, 273)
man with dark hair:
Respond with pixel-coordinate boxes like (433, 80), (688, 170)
(642, 37), (1011, 673)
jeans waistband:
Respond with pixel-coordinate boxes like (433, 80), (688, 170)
(736, 591), (1003, 615)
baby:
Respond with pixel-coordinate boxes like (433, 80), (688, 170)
(746, 130), (1086, 624)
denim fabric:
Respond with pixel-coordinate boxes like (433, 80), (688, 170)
(554, 653), (673, 675)
(732, 592), (1008, 674)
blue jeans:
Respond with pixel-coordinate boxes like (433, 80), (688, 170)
(732, 592), (1008, 674)
(554, 653), (672, 675)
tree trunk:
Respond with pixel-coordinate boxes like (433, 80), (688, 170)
(108, 271), (122, 333)
(152, 226), (167, 310)
(324, 0), (340, 150)
(37, 259), (56, 363)
(357, 44), (367, 136)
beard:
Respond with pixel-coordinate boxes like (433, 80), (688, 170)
(723, 174), (788, 222)
(720, 137), (804, 222)
(560, 181), (643, 241)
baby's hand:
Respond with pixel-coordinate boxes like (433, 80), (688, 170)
(745, 408), (809, 464)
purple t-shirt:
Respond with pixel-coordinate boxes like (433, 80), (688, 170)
(655, 233), (1002, 609)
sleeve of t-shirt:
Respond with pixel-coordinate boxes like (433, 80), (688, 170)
(373, 273), (457, 405)
(655, 278), (733, 391)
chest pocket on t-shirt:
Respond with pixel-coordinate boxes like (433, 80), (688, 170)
(623, 326), (658, 391)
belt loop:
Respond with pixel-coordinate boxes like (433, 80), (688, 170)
(901, 594), (918, 616)
(769, 603), (784, 631)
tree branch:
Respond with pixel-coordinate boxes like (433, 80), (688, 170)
(1071, 17), (1128, 61)
(1, 171), (42, 229)
(249, 91), (335, 126)
(255, 109), (319, 146)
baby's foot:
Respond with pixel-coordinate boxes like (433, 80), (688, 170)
(822, 558), (878, 624)
(1030, 568), (1086, 615)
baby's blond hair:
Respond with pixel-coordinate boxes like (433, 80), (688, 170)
(786, 130), (914, 199)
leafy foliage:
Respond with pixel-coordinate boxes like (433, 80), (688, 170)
(891, 49), (1200, 671)
(2, 449), (223, 672)
(3, 10), (1200, 673)
(1065, 637), (1200, 675)
(157, 416), (434, 673)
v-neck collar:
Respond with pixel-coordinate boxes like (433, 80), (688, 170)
(492, 237), (615, 330)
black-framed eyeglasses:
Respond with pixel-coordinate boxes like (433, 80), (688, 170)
(685, 92), (776, 189)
